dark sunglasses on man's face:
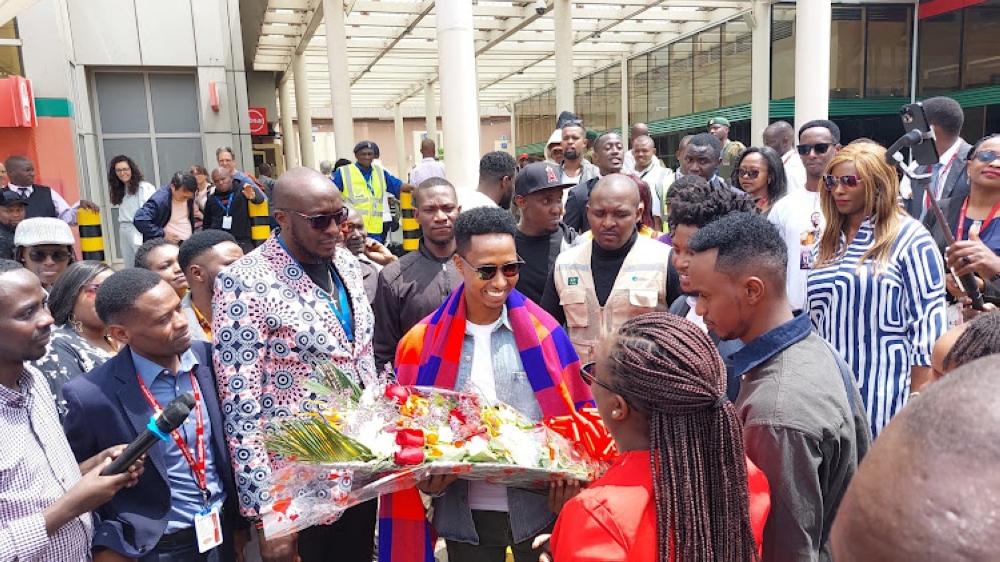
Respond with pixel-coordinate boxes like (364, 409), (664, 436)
(974, 150), (999, 164)
(279, 207), (349, 231)
(737, 168), (761, 179)
(29, 249), (71, 263)
(798, 143), (833, 156)
(823, 174), (860, 191)
(458, 255), (525, 281)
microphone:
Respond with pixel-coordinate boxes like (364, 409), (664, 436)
(885, 129), (926, 163)
(102, 392), (196, 475)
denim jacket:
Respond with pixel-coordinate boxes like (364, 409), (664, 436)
(431, 307), (556, 544)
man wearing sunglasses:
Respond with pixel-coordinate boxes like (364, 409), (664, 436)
(13, 217), (76, 292)
(213, 167), (378, 562)
(388, 206), (592, 562)
(542, 174), (674, 364)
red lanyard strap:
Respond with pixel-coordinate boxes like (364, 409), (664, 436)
(136, 371), (209, 502)
(956, 197), (1000, 241)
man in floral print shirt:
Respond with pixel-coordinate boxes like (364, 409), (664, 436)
(212, 167), (377, 562)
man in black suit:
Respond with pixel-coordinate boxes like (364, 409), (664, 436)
(62, 268), (247, 561)
(3, 155), (100, 223)
(905, 96), (973, 220)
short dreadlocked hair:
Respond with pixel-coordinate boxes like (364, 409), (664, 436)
(666, 175), (758, 233)
(606, 312), (759, 561)
(944, 310), (1000, 371)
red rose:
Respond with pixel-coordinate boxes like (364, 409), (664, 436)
(385, 384), (412, 404)
(395, 447), (425, 465)
(395, 428), (425, 447)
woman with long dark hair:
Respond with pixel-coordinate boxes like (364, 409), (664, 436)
(731, 146), (787, 216)
(31, 260), (118, 417)
(807, 142), (947, 437)
(549, 313), (769, 561)
(108, 155), (155, 267)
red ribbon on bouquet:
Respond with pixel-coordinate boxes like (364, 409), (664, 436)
(544, 407), (618, 463)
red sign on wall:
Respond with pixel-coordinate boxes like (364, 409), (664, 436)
(249, 107), (268, 135)
(0, 76), (37, 128)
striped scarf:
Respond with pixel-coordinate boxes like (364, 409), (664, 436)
(378, 285), (592, 562)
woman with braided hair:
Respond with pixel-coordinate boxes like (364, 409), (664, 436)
(548, 312), (770, 561)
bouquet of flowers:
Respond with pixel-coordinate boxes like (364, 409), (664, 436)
(259, 363), (612, 538)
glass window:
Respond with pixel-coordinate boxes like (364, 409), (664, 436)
(649, 47), (670, 121)
(149, 74), (201, 134)
(575, 75), (591, 128)
(0, 19), (22, 78)
(771, 5), (796, 101)
(669, 39), (694, 117)
(917, 11), (961, 96)
(865, 6), (912, 98)
(629, 55), (649, 125)
(95, 72), (150, 135)
(962, 3), (1000, 90)
(722, 20), (752, 107)
(604, 64), (622, 132)
(693, 28), (722, 113)
(156, 138), (205, 184)
(590, 70), (607, 130)
(831, 7), (864, 99)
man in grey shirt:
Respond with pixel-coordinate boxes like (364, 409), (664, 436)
(686, 212), (870, 562)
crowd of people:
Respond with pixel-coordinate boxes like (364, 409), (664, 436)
(3, 93), (1000, 562)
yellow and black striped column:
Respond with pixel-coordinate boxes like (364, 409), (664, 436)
(400, 191), (420, 252)
(77, 209), (105, 262)
(249, 199), (271, 247)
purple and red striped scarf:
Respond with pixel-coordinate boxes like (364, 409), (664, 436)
(378, 285), (592, 562)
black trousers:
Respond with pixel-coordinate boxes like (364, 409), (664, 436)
(297, 500), (377, 562)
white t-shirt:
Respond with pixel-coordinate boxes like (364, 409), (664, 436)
(457, 189), (498, 213)
(465, 316), (509, 512)
(782, 150), (808, 193)
(768, 188), (824, 310)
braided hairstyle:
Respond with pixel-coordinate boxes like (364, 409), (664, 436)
(944, 310), (1000, 371)
(607, 312), (759, 561)
(624, 173), (654, 229)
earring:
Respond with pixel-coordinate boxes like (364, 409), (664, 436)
(68, 313), (83, 335)
(611, 409), (622, 418)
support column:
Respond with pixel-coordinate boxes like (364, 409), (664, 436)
(436, 0), (480, 190)
(394, 103), (408, 180)
(425, 80), (438, 145)
(292, 53), (315, 169)
(794, 0), (831, 131)
(620, 53), (629, 137)
(553, 0), (573, 113)
(323, 0), (354, 158)
(279, 77), (299, 170)
(750, 1), (772, 146)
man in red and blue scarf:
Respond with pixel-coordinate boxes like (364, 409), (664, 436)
(380, 206), (593, 562)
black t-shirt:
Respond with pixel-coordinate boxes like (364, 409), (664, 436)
(515, 230), (559, 304)
(301, 260), (333, 293)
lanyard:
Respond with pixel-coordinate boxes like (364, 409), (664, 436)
(956, 197), (1000, 241)
(275, 236), (354, 341)
(924, 150), (961, 211)
(215, 195), (233, 217)
(136, 371), (210, 504)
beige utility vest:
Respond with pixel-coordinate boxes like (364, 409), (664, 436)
(553, 237), (672, 363)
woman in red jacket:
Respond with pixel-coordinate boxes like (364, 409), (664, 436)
(550, 312), (770, 561)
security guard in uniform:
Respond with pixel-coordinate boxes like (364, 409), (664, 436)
(333, 141), (413, 242)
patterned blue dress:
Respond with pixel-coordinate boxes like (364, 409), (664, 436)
(807, 216), (947, 438)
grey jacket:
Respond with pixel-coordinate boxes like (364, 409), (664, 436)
(732, 312), (871, 562)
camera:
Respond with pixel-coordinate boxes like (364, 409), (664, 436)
(535, 0), (546, 16)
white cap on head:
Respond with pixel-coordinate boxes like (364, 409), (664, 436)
(14, 217), (75, 247)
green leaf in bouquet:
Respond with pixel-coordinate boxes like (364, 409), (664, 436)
(266, 415), (375, 463)
(312, 361), (363, 403)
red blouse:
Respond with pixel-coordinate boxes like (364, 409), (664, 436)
(551, 450), (771, 561)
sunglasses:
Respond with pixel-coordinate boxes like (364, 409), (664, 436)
(81, 282), (102, 297)
(822, 174), (860, 191)
(458, 255), (525, 281)
(798, 143), (833, 156)
(974, 150), (999, 164)
(580, 361), (638, 410)
(28, 249), (71, 263)
(736, 168), (761, 179)
(279, 207), (349, 231)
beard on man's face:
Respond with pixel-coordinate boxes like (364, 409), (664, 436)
(564, 147), (580, 161)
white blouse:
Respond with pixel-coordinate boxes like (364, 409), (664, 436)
(118, 180), (157, 223)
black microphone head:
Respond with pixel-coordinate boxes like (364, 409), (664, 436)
(904, 129), (925, 145)
(154, 392), (195, 433)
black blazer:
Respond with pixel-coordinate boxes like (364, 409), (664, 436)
(906, 140), (973, 219)
(61, 341), (243, 558)
(133, 185), (197, 242)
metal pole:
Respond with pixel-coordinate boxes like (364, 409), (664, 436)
(292, 53), (316, 169)
(553, 0), (574, 113)
(394, 102), (408, 180)
(279, 77), (299, 169)
(436, 0), (481, 189)
(793, 0), (831, 131)
(425, 80), (438, 146)
(324, 0), (355, 159)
